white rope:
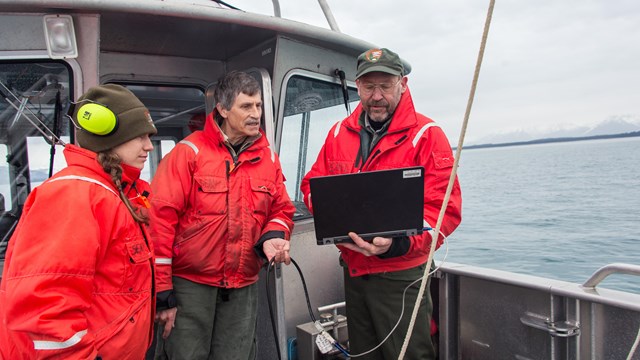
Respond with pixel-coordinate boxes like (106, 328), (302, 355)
(396, 0), (496, 358)
(348, 231), (450, 358)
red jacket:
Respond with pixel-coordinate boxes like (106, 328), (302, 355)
(0, 145), (155, 359)
(149, 114), (295, 292)
(300, 89), (462, 276)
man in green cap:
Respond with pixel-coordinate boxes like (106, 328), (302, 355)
(300, 48), (462, 359)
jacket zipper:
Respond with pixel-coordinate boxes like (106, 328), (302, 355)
(361, 147), (383, 171)
(223, 160), (233, 288)
(138, 224), (155, 334)
(361, 133), (408, 171)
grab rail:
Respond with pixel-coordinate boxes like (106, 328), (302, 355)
(581, 263), (640, 289)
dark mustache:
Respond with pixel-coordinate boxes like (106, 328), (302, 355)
(366, 100), (388, 107)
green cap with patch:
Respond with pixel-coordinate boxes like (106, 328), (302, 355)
(356, 48), (404, 79)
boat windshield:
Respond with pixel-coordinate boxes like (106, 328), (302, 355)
(0, 61), (72, 209)
(279, 74), (359, 218)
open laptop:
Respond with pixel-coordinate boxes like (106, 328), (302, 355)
(309, 166), (424, 245)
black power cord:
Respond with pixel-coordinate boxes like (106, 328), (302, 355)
(266, 257), (317, 360)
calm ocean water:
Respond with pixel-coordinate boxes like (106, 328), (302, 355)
(434, 136), (640, 293)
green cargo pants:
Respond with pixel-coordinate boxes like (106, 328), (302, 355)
(155, 276), (257, 360)
(343, 262), (435, 360)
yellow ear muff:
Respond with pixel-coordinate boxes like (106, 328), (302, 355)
(76, 103), (118, 136)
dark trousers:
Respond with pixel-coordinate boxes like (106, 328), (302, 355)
(155, 276), (258, 360)
(343, 263), (435, 360)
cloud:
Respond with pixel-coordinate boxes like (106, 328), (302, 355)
(231, 0), (640, 143)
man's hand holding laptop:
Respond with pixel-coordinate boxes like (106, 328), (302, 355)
(338, 232), (392, 256)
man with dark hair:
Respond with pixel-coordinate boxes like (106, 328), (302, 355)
(301, 48), (462, 359)
(150, 71), (295, 359)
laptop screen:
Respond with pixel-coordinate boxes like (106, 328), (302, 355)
(309, 166), (424, 245)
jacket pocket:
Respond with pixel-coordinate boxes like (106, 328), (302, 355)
(193, 175), (228, 215)
(250, 178), (275, 218)
(123, 237), (152, 292)
(93, 294), (152, 359)
(327, 160), (352, 175)
(125, 238), (152, 264)
(175, 218), (206, 245)
(431, 151), (455, 189)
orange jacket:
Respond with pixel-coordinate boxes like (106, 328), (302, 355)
(300, 89), (462, 277)
(0, 145), (155, 360)
(149, 114), (295, 292)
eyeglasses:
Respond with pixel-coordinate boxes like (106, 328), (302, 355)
(358, 79), (401, 96)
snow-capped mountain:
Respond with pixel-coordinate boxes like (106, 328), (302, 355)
(471, 115), (640, 145)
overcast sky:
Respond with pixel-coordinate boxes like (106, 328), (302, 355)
(232, 0), (640, 144)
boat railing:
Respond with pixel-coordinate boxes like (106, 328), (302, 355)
(581, 262), (640, 289)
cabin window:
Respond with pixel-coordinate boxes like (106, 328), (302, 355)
(117, 84), (206, 181)
(27, 135), (71, 188)
(137, 139), (178, 183)
(0, 61), (72, 206)
(279, 75), (359, 218)
(0, 61), (72, 255)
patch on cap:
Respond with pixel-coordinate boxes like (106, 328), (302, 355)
(364, 49), (384, 63)
(144, 110), (156, 128)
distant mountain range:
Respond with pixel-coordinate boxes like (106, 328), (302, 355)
(466, 114), (640, 148)
(2, 115), (639, 185)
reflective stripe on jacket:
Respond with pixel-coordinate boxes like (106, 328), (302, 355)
(300, 88), (462, 277)
(0, 144), (155, 359)
(150, 113), (295, 291)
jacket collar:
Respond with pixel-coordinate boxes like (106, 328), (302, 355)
(203, 110), (268, 152)
(62, 144), (142, 191)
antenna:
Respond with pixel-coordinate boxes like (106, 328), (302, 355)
(318, 0), (340, 32)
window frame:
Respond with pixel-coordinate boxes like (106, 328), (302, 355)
(275, 70), (359, 218)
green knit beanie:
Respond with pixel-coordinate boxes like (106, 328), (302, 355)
(74, 84), (157, 153)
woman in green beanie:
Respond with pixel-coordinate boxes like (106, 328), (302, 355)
(0, 84), (158, 359)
